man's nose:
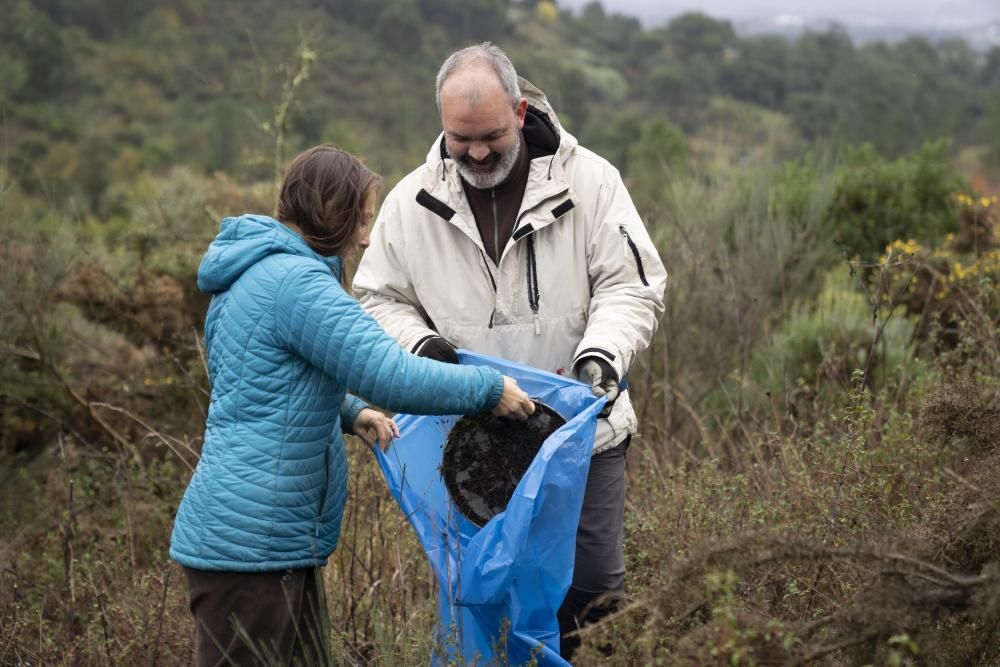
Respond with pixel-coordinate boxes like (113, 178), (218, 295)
(468, 142), (490, 161)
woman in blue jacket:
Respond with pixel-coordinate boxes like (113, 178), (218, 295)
(170, 144), (534, 665)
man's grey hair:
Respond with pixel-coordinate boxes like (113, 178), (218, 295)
(435, 42), (522, 110)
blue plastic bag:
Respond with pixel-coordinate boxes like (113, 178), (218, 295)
(374, 351), (605, 665)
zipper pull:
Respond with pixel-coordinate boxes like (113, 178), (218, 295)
(619, 225), (628, 259)
(533, 312), (541, 335)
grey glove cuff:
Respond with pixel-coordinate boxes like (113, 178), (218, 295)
(574, 356), (620, 405)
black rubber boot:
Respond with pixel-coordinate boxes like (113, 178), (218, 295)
(557, 586), (625, 662)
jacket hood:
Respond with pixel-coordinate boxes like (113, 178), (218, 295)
(425, 76), (578, 169)
(198, 214), (342, 294)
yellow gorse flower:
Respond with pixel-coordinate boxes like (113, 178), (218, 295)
(883, 238), (922, 259)
(952, 261), (967, 281)
(952, 192), (998, 209)
(947, 251), (1000, 286)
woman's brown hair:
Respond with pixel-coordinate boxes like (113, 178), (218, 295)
(276, 144), (382, 257)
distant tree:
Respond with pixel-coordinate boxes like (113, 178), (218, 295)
(782, 27), (855, 143)
(646, 13), (736, 121)
(981, 47), (1000, 88)
(830, 44), (919, 155)
(374, 0), (423, 54)
(417, 0), (510, 41)
(786, 93), (839, 142)
(34, 0), (150, 38)
(325, 0), (390, 27)
(888, 37), (971, 147)
(647, 60), (692, 108)
(661, 12), (736, 61)
(720, 35), (789, 109)
(786, 26), (853, 94)
(0, 1), (75, 102)
(581, 1), (604, 22)
(574, 0), (642, 50)
(984, 93), (1000, 170)
(206, 99), (242, 172)
(936, 38), (978, 82)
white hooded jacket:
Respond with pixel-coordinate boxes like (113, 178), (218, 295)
(354, 78), (667, 453)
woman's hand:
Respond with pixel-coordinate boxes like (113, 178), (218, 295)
(352, 408), (400, 451)
(491, 376), (536, 420)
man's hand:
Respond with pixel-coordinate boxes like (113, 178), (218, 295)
(416, 336), (459, 364)
(352, 408), (401, 451)
(491, 376), (536, 420)
(575, 357), (620, 404)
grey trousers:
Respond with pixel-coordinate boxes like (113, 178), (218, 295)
(184, 566), (330, 667)
(557, 438), (628, 659)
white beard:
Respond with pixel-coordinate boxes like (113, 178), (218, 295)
(452, 134), (522, 190)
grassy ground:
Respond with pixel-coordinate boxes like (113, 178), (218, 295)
(2, 163), (999, 665)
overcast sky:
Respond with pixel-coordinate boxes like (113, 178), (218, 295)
(559, 0), (1000, 31)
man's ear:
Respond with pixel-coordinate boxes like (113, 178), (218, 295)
(515, 97), (528, 128)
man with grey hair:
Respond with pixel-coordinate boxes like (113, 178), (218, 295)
(354, 42), (666, 659)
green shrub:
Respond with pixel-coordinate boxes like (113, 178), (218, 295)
(696, 268), (922, 433)
(827, 139), (963, 259)
(761, 270), (916, 392)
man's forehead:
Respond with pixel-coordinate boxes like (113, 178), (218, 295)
(440, 65), (506, 104)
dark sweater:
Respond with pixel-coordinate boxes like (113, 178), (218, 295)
(461, 107), (562, 265)
(462, 132), (531, 265)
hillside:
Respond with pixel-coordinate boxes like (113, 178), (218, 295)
(2, 1), (1000, 664)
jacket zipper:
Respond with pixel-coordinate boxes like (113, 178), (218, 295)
(526, 235), (540, 335)
(474, 189), (570, 331)
(491, 188), (500, 265)
(316, 445), (329, 536)
(510, 189), (570, 336)
(477, 247), (498, 328)
(619, 225), (650, 287)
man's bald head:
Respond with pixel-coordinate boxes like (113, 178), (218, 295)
(435, 42), (522, 112)
(438, 63), (508, 112)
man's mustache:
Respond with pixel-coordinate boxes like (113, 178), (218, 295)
(462, 154), (500, 168)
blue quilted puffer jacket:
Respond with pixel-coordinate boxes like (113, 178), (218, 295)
(170, 215), (504, 572)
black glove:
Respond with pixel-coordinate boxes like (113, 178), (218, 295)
(574, 357), (620, 405)
(415, 336), (459, 364)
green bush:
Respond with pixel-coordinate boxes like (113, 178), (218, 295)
(827, 139), (963, 259)
(697, 268), (922, 431)
(754, 270), (918, 400)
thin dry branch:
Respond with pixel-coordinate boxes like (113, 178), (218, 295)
(90, 402), (197, 472)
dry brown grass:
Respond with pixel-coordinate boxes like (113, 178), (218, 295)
(3, 169), (1000, 665)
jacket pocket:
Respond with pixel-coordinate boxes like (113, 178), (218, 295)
(618, 225), (650, 287)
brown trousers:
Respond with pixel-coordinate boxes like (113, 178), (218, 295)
(184, 566), (330, 666)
